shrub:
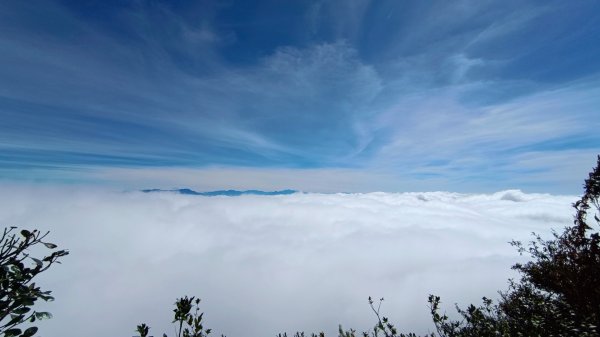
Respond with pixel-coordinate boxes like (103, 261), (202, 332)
(0, 228), (68, 337)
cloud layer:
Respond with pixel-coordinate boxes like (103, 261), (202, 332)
(0, 186), (576, 337)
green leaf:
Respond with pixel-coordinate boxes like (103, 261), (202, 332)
(13, 307), (31, 314)
(4, 328), (22, 337)
(6, 314), (24, 326)
(43, 242), (57, 249)
(30, 258), (43, 267)
(22, 327), (38, 337)
(35, 312), (52, 320)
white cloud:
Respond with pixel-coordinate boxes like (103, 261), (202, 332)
(0, 185), (576, 337)
(367, 81), (600, 191)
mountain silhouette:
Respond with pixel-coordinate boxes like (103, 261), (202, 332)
(142, 188), (297, 196)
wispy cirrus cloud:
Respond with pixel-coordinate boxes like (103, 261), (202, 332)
(0, 0), (599, 192)
(0, 2), (382, 169)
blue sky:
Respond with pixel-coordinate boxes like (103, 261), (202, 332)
(1, 0), (599, 193)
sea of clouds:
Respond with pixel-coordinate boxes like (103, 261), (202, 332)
(0, 186), (577, 337)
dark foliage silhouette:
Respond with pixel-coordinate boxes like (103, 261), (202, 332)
(427, 155), (600, 337)
(137, 296), (215, 337)
(0, 228), (68, 337)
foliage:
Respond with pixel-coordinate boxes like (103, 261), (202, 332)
(356, 297), (428, 337)
(509, 154), (600, 333)
(427, 155), (600, 337)
(137, 296), (215, 337)
(138, 296), (430, 337)
(276, 332), (325, 337)
(0, 227), (68, 337)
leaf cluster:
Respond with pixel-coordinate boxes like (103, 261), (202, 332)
(426, 155), (600, 337)
(137, 296), (218, 337)
(0, 227), (68, 337)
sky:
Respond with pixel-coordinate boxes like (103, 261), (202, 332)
(1, 0), (599, 193)
(1, 187), (577, 337)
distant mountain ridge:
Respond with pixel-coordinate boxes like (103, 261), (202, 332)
(142, 188), (297, 196)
